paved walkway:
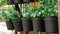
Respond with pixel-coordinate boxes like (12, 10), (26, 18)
(0, 22), (12, 34)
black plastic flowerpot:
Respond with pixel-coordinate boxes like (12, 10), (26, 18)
(13, 0), (19, 4)
(30, 0), (34, 2)
(23, 0), (39, 3)
(23, 0), (30, 3)
(12, 19), (23, 32)
(7, 0), (14, 5)
(22, 18), (33, 31)
(6, 20), (14, 30)
(44, 16), (58, 33)
(32, 18), (45, 32)
(14, 0), (23, 4)
(30, 0), (39, 2)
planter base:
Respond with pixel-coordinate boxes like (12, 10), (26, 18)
(6, 20), (14, 30)
(12, 19), (23, 32)
(32, 18), (45, 32)
(22, 18), (33, 31)
(44, 16), (58, 33)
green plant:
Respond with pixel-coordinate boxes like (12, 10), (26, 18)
(42, 0), (58, 17)
(22, 1), (45, 18)
(30, 1), (44, 18)
(0, 8), (3, 20)
(30, 6), (43, 18)
(22, 3), (33, 18)
(0, 5), (20, 21)
(0, 0), (7, 6)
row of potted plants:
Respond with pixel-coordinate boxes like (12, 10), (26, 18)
(0, 0), (58, 33)
(21, 0), (58, 32)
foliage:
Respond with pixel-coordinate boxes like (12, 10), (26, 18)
(0, 0), (58, 19)
(22, 0), (57, 18)
(42, 0), (58, 16)
(0, 5), (20, 21)
(0, 0), (7, 6)
(23, 1), (44, 18)
(22, 3), (32, 18)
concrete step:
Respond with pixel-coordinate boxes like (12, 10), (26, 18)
(0, 22), (12, 34)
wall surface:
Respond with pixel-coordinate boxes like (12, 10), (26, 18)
(58, 0), (60, 34)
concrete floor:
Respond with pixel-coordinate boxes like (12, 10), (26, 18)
(0, 22), (12, 34)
